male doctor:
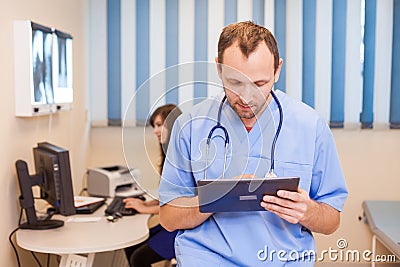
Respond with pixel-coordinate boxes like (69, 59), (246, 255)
(159, 21), (348, 266)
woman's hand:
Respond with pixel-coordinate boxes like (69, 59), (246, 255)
(123, 198), (160, 215)
(123, 197), (147, 213)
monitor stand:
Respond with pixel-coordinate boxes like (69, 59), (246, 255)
(15, 160), (64, 230)
(19, 219), (64, 230)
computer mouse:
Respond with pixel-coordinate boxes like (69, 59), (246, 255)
(106, 215), (118, 222)
(135, 195), (146, 201)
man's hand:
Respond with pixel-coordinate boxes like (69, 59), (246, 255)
(260, 188), (340, 234)
(261, 188), (313, 224)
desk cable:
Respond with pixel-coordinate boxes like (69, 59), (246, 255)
(80, 170), (89, 195)
(9, 207), (54, 267)
(9, 226), (21, 267)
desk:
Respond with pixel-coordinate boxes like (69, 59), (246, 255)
(16, 201), (150, 267)
(362, 200), (400, 267)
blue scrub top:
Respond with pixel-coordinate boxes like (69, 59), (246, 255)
(159, 90), (348, 266)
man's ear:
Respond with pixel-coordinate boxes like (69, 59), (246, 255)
(274, 58), (283, 83)
(215, 57), (222, 79)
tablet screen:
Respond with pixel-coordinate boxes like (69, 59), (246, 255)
(197, 177), (299, 213)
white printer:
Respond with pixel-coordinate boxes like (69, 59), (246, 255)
(87, 165), (142, 197)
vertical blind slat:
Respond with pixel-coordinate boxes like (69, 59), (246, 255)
(390, 0), (400, 128)
(330, 0), (347, 128)
(360, 0), (376, 128)
(302, 0), (316, 108)
(107, 0), (122, 125)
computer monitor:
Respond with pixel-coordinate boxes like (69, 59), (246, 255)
(33, 142), (75, 216)
(15, 142), (76, 230)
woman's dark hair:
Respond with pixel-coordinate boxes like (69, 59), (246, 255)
(149, 104), (182, 174)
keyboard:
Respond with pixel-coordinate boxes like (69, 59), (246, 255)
(105, 195), (145, 216)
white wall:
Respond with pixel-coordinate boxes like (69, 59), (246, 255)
(315, 129), (400, 265)
(0, 0), (89, 266)
(87, 126), (162, 194)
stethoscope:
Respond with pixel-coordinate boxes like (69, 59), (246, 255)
(204, 90), (283, 179)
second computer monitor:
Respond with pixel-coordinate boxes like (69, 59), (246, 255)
(33, 142), (75, 216)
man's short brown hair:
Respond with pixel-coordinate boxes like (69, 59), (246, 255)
(217, 21), (280, 73)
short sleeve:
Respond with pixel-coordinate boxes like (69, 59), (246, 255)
(309, 119), (348, 211)
(158, 115), (197, 206)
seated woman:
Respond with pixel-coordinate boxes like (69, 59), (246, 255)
(124, 104), (181, 267)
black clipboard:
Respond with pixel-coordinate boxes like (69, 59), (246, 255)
(197, 177), (299, 213)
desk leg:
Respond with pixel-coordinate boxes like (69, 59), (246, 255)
(372, 234), (376, 267)
(86, 253), (95, 266)
(59, 253), (95, 267)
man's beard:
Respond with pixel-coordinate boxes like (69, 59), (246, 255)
(230, 100), (267, 120)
